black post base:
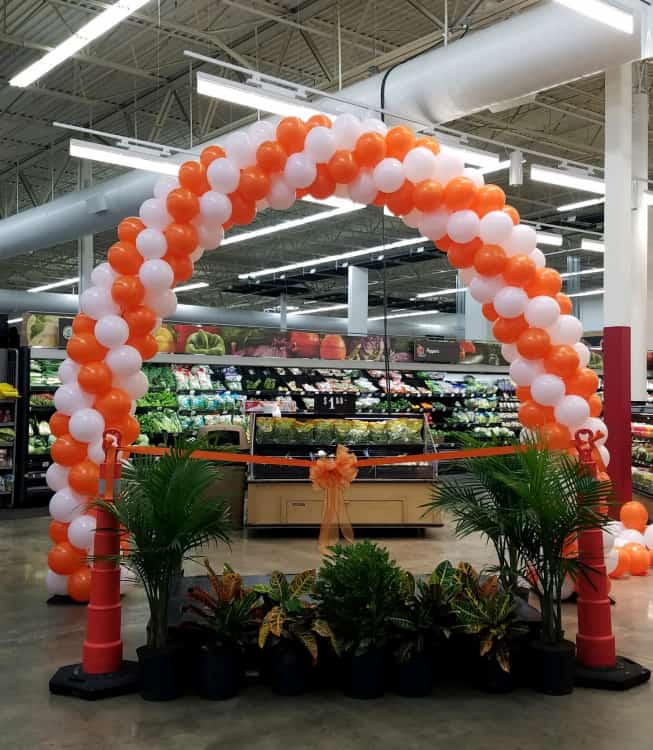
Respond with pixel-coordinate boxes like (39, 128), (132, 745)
(49, 661), (140, 700)
(575, 656), (651, 691)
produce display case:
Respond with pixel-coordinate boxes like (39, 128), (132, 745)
(0, 349), (19, 508)
(631, 402), (653, 498)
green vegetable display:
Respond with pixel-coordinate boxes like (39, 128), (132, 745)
(185, 330), (226, 355)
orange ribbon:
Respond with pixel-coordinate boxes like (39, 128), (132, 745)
(309, 445), (358, 554)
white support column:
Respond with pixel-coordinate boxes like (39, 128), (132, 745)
(78, 161), (93, 294)
(464, 291), (492, 341)
(279, 293), (288, 332)
(347, 265), (368, 334)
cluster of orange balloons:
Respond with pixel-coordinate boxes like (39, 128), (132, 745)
(608, 501), (653, 580)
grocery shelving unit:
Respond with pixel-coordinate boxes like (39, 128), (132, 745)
(631, 401), (653, 498)
(0, 349), (19, 508)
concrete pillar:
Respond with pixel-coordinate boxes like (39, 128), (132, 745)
(78, 161), (94, 294)
(347, 265), (368, 334)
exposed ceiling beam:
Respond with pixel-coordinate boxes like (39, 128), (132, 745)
(404, 0), (444, 29)
(299, 29), (333, 82)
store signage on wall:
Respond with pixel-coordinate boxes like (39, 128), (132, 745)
(413, 339), (460, 364)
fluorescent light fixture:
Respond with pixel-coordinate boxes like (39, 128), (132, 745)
(28, 277), (79, 293)
(567, 288), (605, 299)
(174, 282), (209, 293)
(581, 239), (605, 253)
(553, 0), (633, 34)
(560, 267), (604, 279)
(416, 287), (466, 300)
(197, 70), (323, 120)
(238, 236), (427, 280)
(530, 164), (605, 195)
(369, 309), (441, 321)
(10, 0), (151, 87)
(557, 197), (605, 212)
(7, 318), (22, 324)
(480, 160), (511, 175)
(303, 195), (363, 211)
(644, 191), (653, 206)
(536, 231), (563, 247)
(439, 141), (500, 170)
(289, 303), (348, 316)
(70, 139), (180, 176)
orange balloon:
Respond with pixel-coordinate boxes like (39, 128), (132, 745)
(516, 386), (532, 402)
(503, 255), (536, 286)
(472, 185), (506, 217)
(49, 520), (69, 544)
(256, 141), (287, 173)
(609, 548), (631, 579)
(524, 267), (562, 298)
(474, 244), (507, 276)
(620, 500), (648, 533)
(200, 145), (225, 168)
(563, 536), (578, 558)
(413, 180), (444, 212)
(108, 241), (142, 275)
(164, 223), (198, 255)
(627, 544), (649, 576)
(443, 177), (477, 211)
(414, 136), (440, 156)
(543, 345), (580, 378)
(588, 394), (603, 417)
(223, 219), (234, 233)
(127, 333), (158, 361)
(327, 150), (359, 184)
(566, 367), (600, 398)
(372, 192), (386, 207)
(436, 235), (452, 253)
(72, 314), (96, 335)
(117, 217), (145, 244)
(48, 542), (85, 576)
(649, 549), (653, 568)
(68, 566), (93, 602)
(447, 238), (482, 269)
(504, 205), (520, 225)
(69, 460), (100, 496)
(107, 414), (140, 445)
(519, 400), (554, 429)
(482, 303), (499, 322)
(306, 114), (332, 129)
(238, 166), (271, 201)
(229, 193), (257, 226)
(517, 327), (551, 360)
(67, 334), (108, 365)
(166, 187), (200, 222)
(308, 164), (336, 200)
(95, 388), (131, 420)
(164, 253), (193, 285)
(541, 422), (572, 451)
(354, 132), (387, 167)
(123, 305), (156, 336)
(385, 182), (415, 216)
(276, 117), (308, 154)
(112, 275), (145, 308)
(51, 434), (87, 467)
(179, 161), (210, 195)
(49, 412), (70, 438)
(556, 293), (573, 315)
(493, 315), (529, 344)
(385, 126), (416, 160)
(78, 361), (113, 395)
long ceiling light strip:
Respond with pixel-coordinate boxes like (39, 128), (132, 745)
(28, 277), (80, 293)
(369, 309), (441, 321)
(552, 0), (633, 34)
(581, 239), (605, 253)
(416, 287), (466, 300)
(560, 268), (604, 279)
(288, 304), (349, 316)
(530, 164), (606, 195)
(10, 0), (152, 87)
(479, 160), (511, 175)
(567, 288), (605, 299)
(438, 141), (500, 170)
(536, 231), (563, 247)
(557, 197), (605, 212)
(174, 282), (209, 293)
(69, 139), (181, 176)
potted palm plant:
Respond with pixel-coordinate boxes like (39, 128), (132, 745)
(256, 570), (337, 695)
(314, 541), (404, 699)
(97, 444), (231, 701)
(183, 561), (260, 700)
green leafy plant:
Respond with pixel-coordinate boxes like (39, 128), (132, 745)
(183, 560), (260, 648)
(255, 570), (337, 665)
(314, 540), (405, 656)
(96, 443), (231, 650)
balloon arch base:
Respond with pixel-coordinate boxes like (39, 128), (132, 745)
(49, 661), (140, 701)
(574, 658), (650, 691)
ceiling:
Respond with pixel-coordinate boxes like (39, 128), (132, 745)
(0, 0), (641, 319)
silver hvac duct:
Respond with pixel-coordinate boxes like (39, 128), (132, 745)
(0, 1), (647, 259)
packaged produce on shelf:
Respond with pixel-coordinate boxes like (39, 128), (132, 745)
(632, 466), (653, 495)
(0, 473), (14, 494)
(29, 393), (55, 408)
(632, 422), (653, 438)
(632, 443), (653, 469)
(137, 391), (178, 408)
(30, 359), (61, 386)
(0, 426), (15, 445)
(0, 408), (13, 424)
(139, 409), (183, 435)
(143, 363), (176, 390)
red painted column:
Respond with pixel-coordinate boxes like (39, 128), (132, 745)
(602, 326), (632, 517)
(82, 432), (123, 675)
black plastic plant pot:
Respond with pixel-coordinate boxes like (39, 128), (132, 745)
(396, 653), (433, 697)
(197, 644), (241, 700)
(346, 647), (386, 699)
(477, 654), (516, 694)
(265, 640), (312, 696)
(137, 645), (183, 701)
(530, 639), (576, 696)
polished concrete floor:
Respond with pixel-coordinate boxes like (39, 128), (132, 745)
(1, 516), (653, 750)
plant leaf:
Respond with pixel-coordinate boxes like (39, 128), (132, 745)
(312, 619), (339, 656)
(289, 569), (316, 598)
(258, 621), (270, 649)
(296, 629), (318, 665)
(265, 606), (284, 638)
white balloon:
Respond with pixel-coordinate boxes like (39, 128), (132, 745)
(462, 167), (484, 188)
(224, 130), (256, 168)
(139, 198), (172, 230)
(199, 191), (232, 226)
(447, 210), (480, 243)
(90, 262), (117, 289)
(267, 174), (295, 210)
(468, 275), (504, 304)
(401, 208), (424, 229)
(554, 395), (590, 429)
(284, 153), (317, 189)
(458, 267), (476, 284)
(504, 224), (537, 257)
(87, 440), (106, 465)
(548, 315), (583, 346)
(58, 358), (80, 385)
(501, 343), (519, 363)
(50, 488), (85, 522)
(248, 119), (276, 148)
(136, 228), (167, 260)
(153, 176), (179, 200)
(94, 315), (129, 348)
(579, 417), (608, 445)
(106, 345), (142, 376)
(479, 211), (514, 245)
(46, 463), (70, 492)
(403, 147), (437, 183)
(196, 222), (224, 251)
(68, 514), (97, 551)
(605, 547), (619, 575)
(348, 169), (377, 204)
(207, 158), (240, 194)
(361, 117), (387, 136)
(115, 370), (149, 400)
(602, 528), (616, 554)
(643, 525), (653, 549)
(54, 383), (94, 416)
(331, 113), (362, 150)
(373, 158), (404, 193)
(493, 286), (528, 319)
(606, 520), (624, 539)
(560, 575), (576, 601)
(418, 208), (450, 241)
(256, 198), (269, 212)
(190, 247), (204, 263)
(531, 373), (566, 406)
(433, 148), (464, 184)
(144, 289), (177, 318)
(525, 296), (560, 328)
(598, 445), (610, 467)
(530, 248), (546, 268)
(617, 529), (645, 547)
(139, 259), (174, 290)
(80, 286), (120, 319)
(304, 126), (337, 163)
(69, 408), (105, 443)
(573, 342), (591, 368)
(46, 570), (69, 596)
(510, 358), (544, 387)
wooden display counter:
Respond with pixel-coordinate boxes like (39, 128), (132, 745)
(246, 480), (442, 528)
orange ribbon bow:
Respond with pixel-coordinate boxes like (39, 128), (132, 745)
(310, 445), (358, 554)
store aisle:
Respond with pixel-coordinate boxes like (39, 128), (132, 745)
(0, 517), (652, 749)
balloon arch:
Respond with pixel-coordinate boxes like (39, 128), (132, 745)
(44, 113), (607, 601)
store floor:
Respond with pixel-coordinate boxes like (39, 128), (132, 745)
(1, 517), (652, 750)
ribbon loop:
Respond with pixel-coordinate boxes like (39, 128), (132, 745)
(310, 445), (357, 554)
